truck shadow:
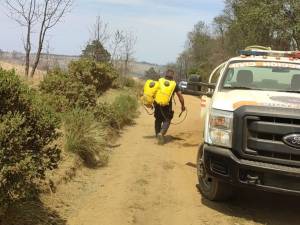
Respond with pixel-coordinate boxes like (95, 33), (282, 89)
(201, 188), (300, 225)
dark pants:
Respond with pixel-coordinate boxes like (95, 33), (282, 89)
(154, 103), (173, 136)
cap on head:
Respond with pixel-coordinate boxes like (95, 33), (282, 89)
(165, 69), (175, 80)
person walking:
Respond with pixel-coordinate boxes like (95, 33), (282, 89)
(154, 69), (185, 145)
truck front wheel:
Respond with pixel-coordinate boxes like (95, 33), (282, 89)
(196, 145), (234, 201)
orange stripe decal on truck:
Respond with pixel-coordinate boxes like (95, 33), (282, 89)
(233, 101), (258, 110)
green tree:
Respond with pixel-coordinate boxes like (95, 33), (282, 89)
(175, 0), (300, 81)
(223, 0), (300, 52)
(82, 40), (111, 63)
(185, 21), (218, 79)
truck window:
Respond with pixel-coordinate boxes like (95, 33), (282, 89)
(222, 61), (300, 92)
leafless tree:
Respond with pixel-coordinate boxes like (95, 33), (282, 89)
(5, 0), (72, 77)
(90, 15), (109, 44)
(5, 0), (39, 76)
(110, 30), (125, 66)
(122, 31), (137, 75)
(30, 0), (72, 77)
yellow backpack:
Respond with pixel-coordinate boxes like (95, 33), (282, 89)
(155, 78), (176, 106)
(142, 80), (160, 108)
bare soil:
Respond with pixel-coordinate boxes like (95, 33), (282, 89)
(45, 95), (300, 225)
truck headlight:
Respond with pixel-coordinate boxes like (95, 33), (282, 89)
(208, 109), (233, 148)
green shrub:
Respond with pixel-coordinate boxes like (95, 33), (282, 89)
(112, 76), (136, 89)
(69, 59), (118, 94)
(94, 102), (119, 129)
(39, 68), (97, 109)
(38, 67), (68, 94)
(63, 108), (108, 167)
(94, 94), (139, 130)
(112, 94), (139, 128)
(0, 68), (60, 206)
(39, 93), (70, 113)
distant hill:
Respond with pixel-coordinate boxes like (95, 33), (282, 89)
(130, 61), (163, 77)
(0, 51), (163, 77)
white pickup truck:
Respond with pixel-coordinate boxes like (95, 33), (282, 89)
(197, 48), (300, 201)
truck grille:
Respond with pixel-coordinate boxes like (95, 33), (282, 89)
(233, 106), (300, 167)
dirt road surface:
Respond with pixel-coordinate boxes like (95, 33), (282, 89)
(62, 95), (300, 225)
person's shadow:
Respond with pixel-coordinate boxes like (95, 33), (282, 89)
(164, 135), (185, 144)
(143, 135), (157, 139)
(143, 135), (185, 144)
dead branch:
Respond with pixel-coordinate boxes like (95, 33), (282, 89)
(30, 0), (72, 77)
(90, 15), (110, 44)
(5, 0), (39, 76)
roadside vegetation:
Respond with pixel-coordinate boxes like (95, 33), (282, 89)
(0, 68), (60, 213)
(39, 59), (139, 167)
(0, 43), (139, 222)
(63, 108), (109, 168)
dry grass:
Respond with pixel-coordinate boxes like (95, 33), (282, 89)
(63, 108), (109, 167)
(98, 89), (126, 103)
(0, 61), (45, 87)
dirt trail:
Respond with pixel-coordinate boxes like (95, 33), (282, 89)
(64, 95), (300, 225)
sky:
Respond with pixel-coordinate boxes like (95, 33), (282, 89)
(0, 0), (224, 64)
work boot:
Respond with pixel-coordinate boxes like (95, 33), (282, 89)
(157, 133), (165, 145)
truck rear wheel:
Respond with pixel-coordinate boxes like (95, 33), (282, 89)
(196, 145), (234, 201)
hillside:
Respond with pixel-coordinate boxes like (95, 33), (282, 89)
(0, 51), (162, 77)
(130, 61), (162, 77)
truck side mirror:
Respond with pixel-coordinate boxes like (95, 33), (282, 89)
(206, 83), (216, 90)
(188, 81), (216, 89)
(183, 81), (215, 97)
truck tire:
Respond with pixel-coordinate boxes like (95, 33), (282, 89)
(196, 145), (234, 201)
